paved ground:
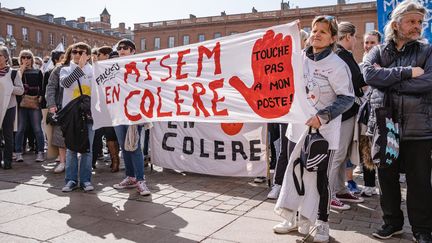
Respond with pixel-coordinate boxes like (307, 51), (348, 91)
(0, 152), (413, 243)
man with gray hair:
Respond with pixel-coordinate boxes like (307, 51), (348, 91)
(363, 0), (432, 242)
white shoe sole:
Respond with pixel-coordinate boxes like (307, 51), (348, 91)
(372, 230), (403, 239)
(273, 226), (297, 234)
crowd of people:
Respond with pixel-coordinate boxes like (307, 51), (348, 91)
(0, 39), (151, 195)
(0, 0), (431, 242)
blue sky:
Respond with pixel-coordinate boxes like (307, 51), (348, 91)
(1, 0), (373, 28)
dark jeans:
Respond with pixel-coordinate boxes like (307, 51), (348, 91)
(378, 140), (432, 234)
(1, 107), (16, 166)
(268, 123), (281, 169)
(92, 128), (104, 163)
(143, 129), (149, 157)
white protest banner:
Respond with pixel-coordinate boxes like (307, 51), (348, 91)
(92, 21), (314, 129)
(0, 77), (13, 125)
(151, 122), (267, 177)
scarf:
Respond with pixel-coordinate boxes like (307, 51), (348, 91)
(0, 66), (10, 78)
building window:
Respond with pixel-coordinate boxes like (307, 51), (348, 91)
(168, 36), (175, 48)
(303, 27), (311, 33)
(49, 33), (54, 45)
(214, 32), (222, 39)
(7, 24), (13, 36)
(140, 38), (146, 51)
(22, 27), (29, 41)
(154, 37), (160, 50)
(183, 35), (190, 45)
(198, 34), (205, 42)
(36, 31), (42, 44)
(61, 35), (67, 47)
(365, 22), (375, 33)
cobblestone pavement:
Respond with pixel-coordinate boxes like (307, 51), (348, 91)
(0, 152), (412, 242)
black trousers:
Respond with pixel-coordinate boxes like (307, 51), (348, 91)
(363, 166), (376, 187)
(317, 150), (333, 222)
(1, 108), (16, 166)
(378, 140), (432, 234)
(274, 124), (295, 185)
(268, 123), (281, 169)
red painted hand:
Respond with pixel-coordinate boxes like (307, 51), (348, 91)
(229, 30), (295, 119)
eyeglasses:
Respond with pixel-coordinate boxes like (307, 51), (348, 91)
(71, 50), (86, 55)
(116, 45), (130, 51)
(21, 56), (32, 60)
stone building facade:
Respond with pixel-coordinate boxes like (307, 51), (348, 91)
(134, 1), (377, 62)
(0, 6), (123, 57)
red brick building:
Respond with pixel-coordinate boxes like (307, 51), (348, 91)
(0, 6), (125, 57)
(134, 1), (377, 62)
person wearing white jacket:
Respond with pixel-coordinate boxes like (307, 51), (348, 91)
(274, 16), (354, 243)
(0, 46), (24, 169)
(59, 42), (95, 192)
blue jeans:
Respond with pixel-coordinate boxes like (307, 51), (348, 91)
(15, 108), (44, 153)
(65, 124), (94, 185)
(114, 125), (145, 181)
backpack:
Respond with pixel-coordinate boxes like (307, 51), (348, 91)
(293, 127), (329, 195)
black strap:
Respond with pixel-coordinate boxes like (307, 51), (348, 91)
(11, 70), (17, 85)
(293, 158), (305, 196)
(77, 79), (83, 96)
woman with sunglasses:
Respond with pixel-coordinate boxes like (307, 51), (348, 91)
(14, 50), (45, 163)
(0, 46), (24, 169)
(59, 42), (95, 192)
(274, 16), (354, 242)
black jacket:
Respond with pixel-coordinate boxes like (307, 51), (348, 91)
(363, 40), (432, 140)
(56, 95), (92, 153)
(335, 44), (367, 121)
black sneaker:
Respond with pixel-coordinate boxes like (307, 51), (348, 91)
(413, 232), (432, 243)
(372, 224), (403, 239)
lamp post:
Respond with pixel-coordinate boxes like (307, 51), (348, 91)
(0, 35), (17, 56)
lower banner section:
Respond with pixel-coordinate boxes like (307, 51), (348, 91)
(151, 122), (267, 177)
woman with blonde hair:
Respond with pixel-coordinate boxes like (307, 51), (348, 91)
(14, 50), (45, 163)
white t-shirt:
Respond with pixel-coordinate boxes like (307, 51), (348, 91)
(60, 62), (93, 108)
(302, 52), (353, 150)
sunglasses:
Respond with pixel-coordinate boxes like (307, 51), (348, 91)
(116, 45), (130, 51)
(71, 50), (86, 55)
(21, 56), (32, 60)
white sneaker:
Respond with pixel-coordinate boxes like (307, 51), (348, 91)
(313, 220), (330, 243)
(35, 152), (45, 162)
(254, 177), (266, 183)
(113, 176), (137, 189)
(54, 163), (65, 173)
(15, 153), (23, 162)
(136, 180), (151, 196)
(267, 184), (282, 199)
(298, 217), (312, 235)
(361, 186), (378, 197)
(273, 218), (297, 234)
